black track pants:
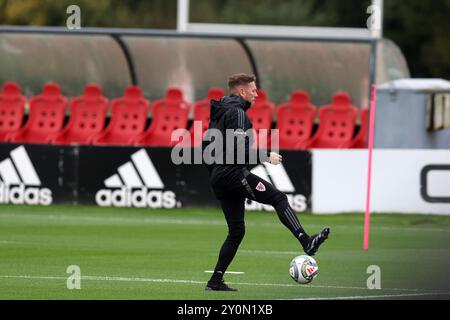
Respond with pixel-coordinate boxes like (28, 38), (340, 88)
(212, 172), (307, 274)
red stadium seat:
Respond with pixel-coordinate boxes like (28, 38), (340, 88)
(302, 92), (358, 149)
(274, 91), (317, 150)
(0, 82), (26, 142)
(92, 85), (149, 146)
(253, 89), (275, 111)
(50, 84), (108, 145)
(134, 87), (190, 147)
(187, 87), (225, 147)
(8, 82), (67, 144)
(150, 87), (183, 115)
(247, 89), (274, 148)
(350, 107), (369, 149)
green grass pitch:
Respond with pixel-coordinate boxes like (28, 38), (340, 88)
(1, 205), (450, 300)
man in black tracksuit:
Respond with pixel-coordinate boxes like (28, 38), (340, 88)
(203, 74), (330, 291)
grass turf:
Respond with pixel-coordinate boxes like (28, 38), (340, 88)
(1, 205), (450, 300)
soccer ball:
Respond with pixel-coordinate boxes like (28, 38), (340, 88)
(289, 255), (319, 284)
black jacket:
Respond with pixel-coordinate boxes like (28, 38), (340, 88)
(203, 94), (269, 196)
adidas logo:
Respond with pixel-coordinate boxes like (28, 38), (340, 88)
(0, 146), (52, 205)
(95, 149), (178, 208)
(246, 163), (307, 212)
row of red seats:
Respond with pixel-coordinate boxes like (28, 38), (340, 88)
(0, 81), (368, 149)
(0, 82), (192, 146)
(250, 90), (368, 149)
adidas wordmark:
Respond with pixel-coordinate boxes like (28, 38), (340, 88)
(0, 146), (52, 205)
(95, 149), (178, 208)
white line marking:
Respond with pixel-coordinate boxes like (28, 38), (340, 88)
(0, 275), (205, 285)
(292, 292), (450, 300)
(241, 249), (298, 255)
(204, 271), (245, 274)
(0, 240), (20, 244)
(1, 212), (448, 233)
(0, 213), (224, 226)
(0, 274), (442, 294)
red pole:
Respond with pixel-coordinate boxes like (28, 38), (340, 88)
(364, 84), (377, 252)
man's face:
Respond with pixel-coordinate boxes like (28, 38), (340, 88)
(237, 82), (258, 104)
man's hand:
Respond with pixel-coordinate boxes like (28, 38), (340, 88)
(269, 152), (282, 165)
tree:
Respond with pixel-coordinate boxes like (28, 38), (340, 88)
(0, 0), (449, 78)
(384, 0), (450, 78)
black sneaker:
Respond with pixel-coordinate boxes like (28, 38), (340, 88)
(205, 279), (238, 292)
(304, 227), (330, 256)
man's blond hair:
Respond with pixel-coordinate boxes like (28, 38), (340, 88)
(228, 73), (256, 90)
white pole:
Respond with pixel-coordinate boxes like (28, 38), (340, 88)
(177, 0), (189, 32)
(371, 0), (384, 38)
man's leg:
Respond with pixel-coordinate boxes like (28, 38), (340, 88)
(242, 172), (330, 256)
(206, 195), (245, 291)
